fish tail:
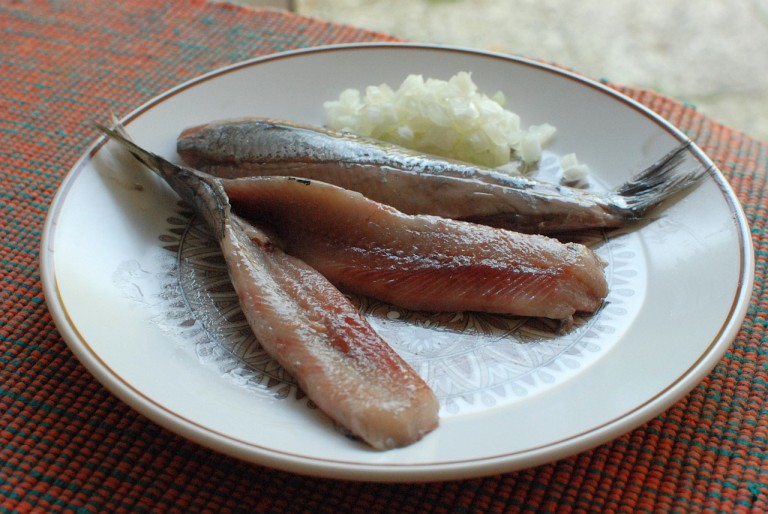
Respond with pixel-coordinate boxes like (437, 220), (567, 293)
(94, 121), (230, 240)
(614, 141), (709, 216)
(94, 122), (171, 178)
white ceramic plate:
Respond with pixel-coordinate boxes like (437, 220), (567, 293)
(40, 43), (754, 482)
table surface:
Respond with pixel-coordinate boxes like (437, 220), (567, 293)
(1, 1), (767, 512)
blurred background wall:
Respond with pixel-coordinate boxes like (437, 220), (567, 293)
(236, 0), (768, 142)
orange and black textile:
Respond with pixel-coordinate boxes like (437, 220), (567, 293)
(1, 1), (767, 512)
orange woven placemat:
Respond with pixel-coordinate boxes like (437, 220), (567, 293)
(1, 1), (766, 512)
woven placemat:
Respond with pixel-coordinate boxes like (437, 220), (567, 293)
(1, 1), (766, 512)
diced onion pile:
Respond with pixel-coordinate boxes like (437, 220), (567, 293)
(323, 72), (558, 169)
(559, 153), (592, 185)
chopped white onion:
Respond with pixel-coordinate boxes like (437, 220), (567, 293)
(324, 72), (592, 187)
(324, 72), (554, 168)
(560, 153), (592, 185)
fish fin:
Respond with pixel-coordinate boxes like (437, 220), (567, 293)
(94, 122), (169, 176)
(615, 141), (709, 216)
(94, 121), (230, 241)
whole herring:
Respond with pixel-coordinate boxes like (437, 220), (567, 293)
(177, 117), (707, 234)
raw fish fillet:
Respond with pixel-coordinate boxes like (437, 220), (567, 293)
(222, 176), (609, 323)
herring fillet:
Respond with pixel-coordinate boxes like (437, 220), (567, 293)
(224, 215), (439, 450)
(177, 117), (707, 234)
(95, 123), (440, 450)
(222, 176), (609, 322)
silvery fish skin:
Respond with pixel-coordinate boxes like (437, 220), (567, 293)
(177, 117), (707, 234)
(221, 175), (608, 323)
(95, 124), (440, 450)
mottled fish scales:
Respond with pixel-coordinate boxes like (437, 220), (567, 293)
(178, 117), (707, 233)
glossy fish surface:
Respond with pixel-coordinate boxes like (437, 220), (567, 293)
(95, 124), (440, 450)
(221, 175), (609, 323)
(178, 117), (706, 234)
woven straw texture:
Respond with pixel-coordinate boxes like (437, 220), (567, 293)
(1, 1), (767, 512)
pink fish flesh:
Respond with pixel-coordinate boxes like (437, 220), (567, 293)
(221, 176), (609, 323)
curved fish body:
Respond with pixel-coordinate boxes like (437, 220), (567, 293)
(95, 124), (440, 450)
(177, 117), (706, 234)
(221, 176), (608, 323)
